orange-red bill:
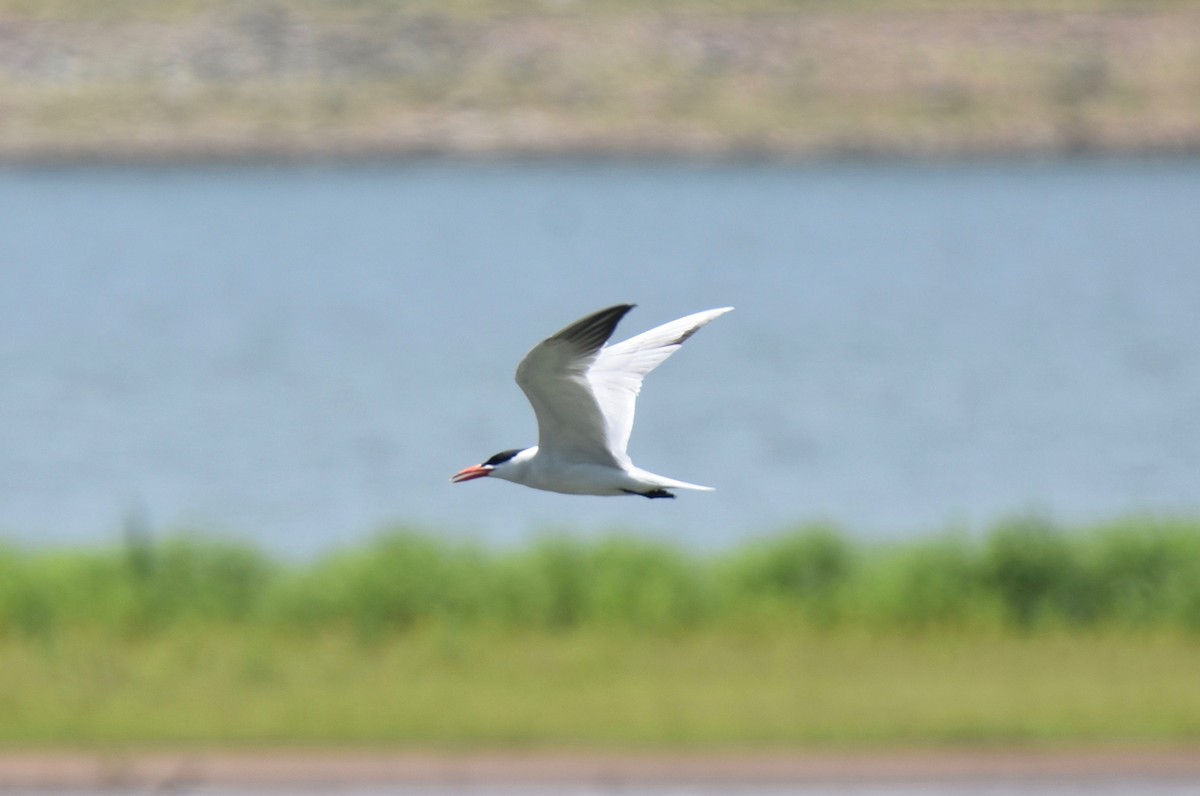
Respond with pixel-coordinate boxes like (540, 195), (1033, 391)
(450, 465), (490, 484)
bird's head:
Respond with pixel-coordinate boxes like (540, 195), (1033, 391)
(450, 447), (531, 485)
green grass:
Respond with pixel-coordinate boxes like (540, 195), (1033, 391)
(4, 516), (1200, 638)
(1, 629), (1198, 746)
(2, 517), (1199, 747)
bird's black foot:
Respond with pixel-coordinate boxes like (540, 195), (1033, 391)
(623, 488), (675, 499)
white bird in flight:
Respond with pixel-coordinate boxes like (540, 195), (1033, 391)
(451, 304), (733, 498)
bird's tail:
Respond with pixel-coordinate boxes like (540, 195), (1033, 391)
(636, 469), (716, 492)
(668, 481), (715, 492)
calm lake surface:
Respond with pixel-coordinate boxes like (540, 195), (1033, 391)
(2, 160), (1198, 555)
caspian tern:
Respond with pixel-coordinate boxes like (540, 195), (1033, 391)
(451, 304), (733, 498)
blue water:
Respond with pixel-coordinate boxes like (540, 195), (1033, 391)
(2, 160), (1198, 555)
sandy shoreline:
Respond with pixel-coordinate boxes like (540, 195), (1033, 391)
(2, 748), (1200, 788)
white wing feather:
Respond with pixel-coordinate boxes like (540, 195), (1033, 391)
(590, 307), (733, 457)
(515, 305), (632, 465)
(516, 305), (733, 467)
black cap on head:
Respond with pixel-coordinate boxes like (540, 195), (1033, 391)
(483, 448), (526, 467)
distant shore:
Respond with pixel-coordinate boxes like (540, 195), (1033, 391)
(3, 748), (1200, 789)
(3, 2), (1199, 163)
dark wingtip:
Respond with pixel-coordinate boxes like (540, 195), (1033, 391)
(552, 304), (636, 352)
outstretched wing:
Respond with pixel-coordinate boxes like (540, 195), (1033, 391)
(515, 304), (635, 465)
(587, 307), (733, 457)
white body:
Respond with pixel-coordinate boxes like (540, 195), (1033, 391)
(453, 304), (733, 498)
(487, 446), (714, 496)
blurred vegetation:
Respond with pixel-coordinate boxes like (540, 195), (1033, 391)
(2, 517), (1200, 746)
(2, 0), (1198, 159)
(3, 517), (1200, 639)
(4, 629), (1199, 745)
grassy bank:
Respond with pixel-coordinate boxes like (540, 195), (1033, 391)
(4, 630), (1199, 746)
(4, 517), (1200, 637)
(1, 518), (1199, 746)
